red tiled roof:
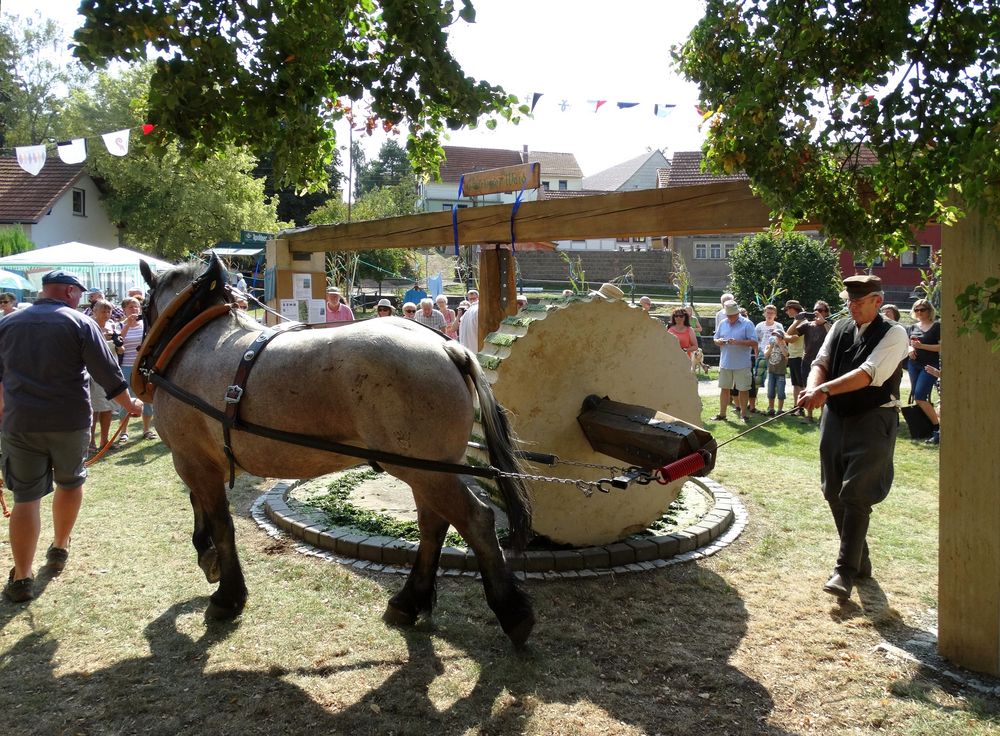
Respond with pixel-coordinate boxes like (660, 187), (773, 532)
(0, 156), (87, 223)
(528, 151), (582, 178)
(666, 151), (749, 187)
(438, 146), (525, 183)
(667, 147), (879, 188)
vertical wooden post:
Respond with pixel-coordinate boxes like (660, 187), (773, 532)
(263, 239), (328, 326)
(477, 245), (518, 350)
(938, 208), (1000, 675)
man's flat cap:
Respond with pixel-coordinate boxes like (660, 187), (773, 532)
(840, 274), (883, 300)
(42, 270), (87, 290)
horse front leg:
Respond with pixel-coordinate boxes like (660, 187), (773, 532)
(201, 490), (247, 620)
(384, 506), (448, 627)
(177, 456), (247, 621)
(190, 492), (220, 583)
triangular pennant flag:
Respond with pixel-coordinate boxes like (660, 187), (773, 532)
(654, 104), (676, 117)
(616, 102), (639, 110)
(15, 145), (46, 176)
(588, 100), (607, 113)
(102, 128), (131, 156)
(57, 138), (87, 164)
(142, 123), (156, 135)
(530, 92), (543, 113)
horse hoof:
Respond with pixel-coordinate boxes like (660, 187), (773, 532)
(503, 612), (535, 649)
(206, 596), (245, 621)
(199, 549), (221, 583)
(383, 603), (417, 627)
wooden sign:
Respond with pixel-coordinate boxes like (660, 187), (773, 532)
(462, 162), (540, 197)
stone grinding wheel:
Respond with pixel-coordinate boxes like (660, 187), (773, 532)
(472, 296), (703, 546)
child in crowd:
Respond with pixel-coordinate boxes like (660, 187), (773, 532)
(764, 333), (789, 415)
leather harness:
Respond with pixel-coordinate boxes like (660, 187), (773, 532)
(135, 281), (508, 488)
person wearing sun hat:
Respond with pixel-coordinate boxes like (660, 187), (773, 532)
(375, 298), (394, 317)
(712, 300), (757, 424)
(796, 274), (908, 603)
(0, 270), (144, 603)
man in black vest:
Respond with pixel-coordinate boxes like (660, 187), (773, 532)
(796, 275), (908, 602)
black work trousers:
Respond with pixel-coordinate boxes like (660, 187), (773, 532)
(818, 406), (898, 580)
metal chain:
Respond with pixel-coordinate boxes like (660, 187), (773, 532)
(490, 466), (605, 497)
(489, 464), (659, 498)
(547, 454), (628, 475)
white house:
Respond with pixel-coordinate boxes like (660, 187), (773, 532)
(418, 145), (585, 214)
(0, 157), (120, 248)
(550, 149), (671, 251)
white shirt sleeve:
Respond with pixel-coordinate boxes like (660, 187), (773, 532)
(813, 321), (908, 386)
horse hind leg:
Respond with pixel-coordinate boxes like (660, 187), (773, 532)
(403, 475), (534, 648)
(384, 507), (448, 628)
(450, 489), (534, 648)
(190, 493), (220, 583)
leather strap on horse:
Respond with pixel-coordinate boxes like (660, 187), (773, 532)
(220, 321), (308, 486)
(146, 371), (509, 484)
(133, 303), (235, 402)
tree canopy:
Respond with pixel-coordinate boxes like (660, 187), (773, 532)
(728, 232), (843, 325)
(0, 12), (85, 147)
(676, 1), (1000, 260)
(58, 64), (281, 260)
(73, 0), (523, 190)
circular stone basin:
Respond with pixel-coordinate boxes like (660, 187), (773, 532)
(263, 470), (744, 575)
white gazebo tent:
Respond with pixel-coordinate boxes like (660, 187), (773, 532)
(0, 242), (175, 300)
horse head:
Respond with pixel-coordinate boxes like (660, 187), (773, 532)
(140, 254), (232, 330)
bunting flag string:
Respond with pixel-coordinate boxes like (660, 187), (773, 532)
(5, 123), (157, 177)
(517, 92), (681, 118)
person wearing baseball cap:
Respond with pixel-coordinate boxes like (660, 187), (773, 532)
(782, 299), (806, 411)
(796, 274), (908, 603)
(0, 270), (143, 603)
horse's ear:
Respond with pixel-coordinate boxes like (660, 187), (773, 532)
(204, 252), (229, 299)
(139, 259), (157, 289)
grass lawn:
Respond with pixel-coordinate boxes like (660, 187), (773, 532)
(0, 386), (994, 735)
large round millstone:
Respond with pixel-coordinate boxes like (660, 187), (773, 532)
(472, 295), (702, 546)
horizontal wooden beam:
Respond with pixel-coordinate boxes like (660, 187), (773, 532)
(284, 182), (814, 253)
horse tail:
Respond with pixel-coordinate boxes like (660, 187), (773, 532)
(444, 342), (533, 551)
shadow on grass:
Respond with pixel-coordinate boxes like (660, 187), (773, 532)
(108, 440), (173, 466)
(0, 569), (800, 735)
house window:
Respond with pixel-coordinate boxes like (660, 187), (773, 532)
(72, 188), (86, 216)
(725, 243), (736, 259)
(616, 236), (631, 243)
(441, 203), (469, 210)
(542, 181), (550, 190)
(695, 243), (707, 259)
(558, 180), (568, 190)
(900, 245), (932, 267)
(631, 237), (645, 244)
(710, 243), (722, 259)
(854, 255), (885, 267)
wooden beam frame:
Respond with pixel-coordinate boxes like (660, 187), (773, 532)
(284, 182), (811, 253)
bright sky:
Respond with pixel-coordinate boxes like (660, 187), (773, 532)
(6, 0), (709, 177)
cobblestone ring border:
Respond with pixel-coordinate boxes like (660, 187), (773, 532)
(251, 476), (747, 580)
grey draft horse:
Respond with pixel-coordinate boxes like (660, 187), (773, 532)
(138, 256), (534, 646)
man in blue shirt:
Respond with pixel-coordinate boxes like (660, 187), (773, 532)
(0, 270), (143, 603)
(713, 300), (757, 423)
(403, 281), (427, 307)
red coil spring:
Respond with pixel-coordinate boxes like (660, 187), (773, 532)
(655, 452), (707, 484)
